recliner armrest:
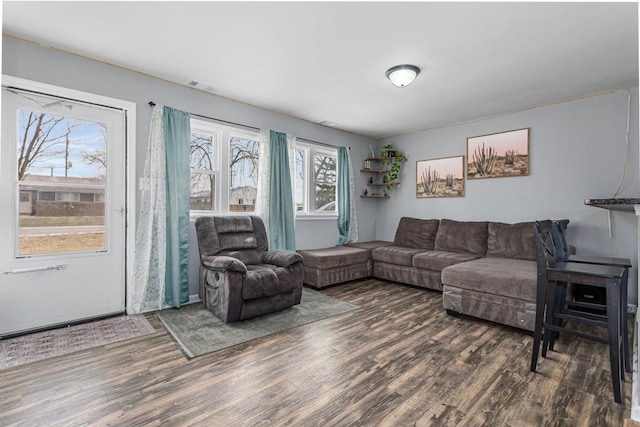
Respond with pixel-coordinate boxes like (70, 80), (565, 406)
(202, 256), (248, 274)
(262, 250), (303, 268)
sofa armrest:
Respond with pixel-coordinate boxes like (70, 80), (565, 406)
(262, 250), (303, 268)
(202, 256), (247, 274)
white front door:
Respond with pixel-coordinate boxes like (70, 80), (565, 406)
(0, 80), (130, 336)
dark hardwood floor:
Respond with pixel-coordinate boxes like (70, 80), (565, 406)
(0, 279), (633, 426)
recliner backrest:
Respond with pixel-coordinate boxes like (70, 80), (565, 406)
(195, 216), (269, 265)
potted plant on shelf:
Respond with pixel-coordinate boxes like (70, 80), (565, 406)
(380, 144), (407, 194)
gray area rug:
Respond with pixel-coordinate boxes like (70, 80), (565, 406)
(156, 287), (359, 358)
(0, 314), (155, 370)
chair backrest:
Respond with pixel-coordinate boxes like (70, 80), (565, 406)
(551, 219), (570, 261)
(195, 216), (269, 265)
(533, 220), (557, 276)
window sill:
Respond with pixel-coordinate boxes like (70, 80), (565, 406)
(189, 212), (255, 222)
(295, 214), (338, 221)
(190, 212), (337, 223)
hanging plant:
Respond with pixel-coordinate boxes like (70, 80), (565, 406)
(380, 144), (407, 194)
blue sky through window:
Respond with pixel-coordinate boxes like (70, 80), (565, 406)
(18, 109), (107, 180)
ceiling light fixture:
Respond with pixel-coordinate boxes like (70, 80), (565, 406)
(385, 64), (420, 88)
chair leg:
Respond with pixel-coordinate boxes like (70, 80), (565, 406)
(606, 278), (623, 404)
(542, 279), (558, 358)
(549, 283), (566, 351)
(622, 268), (631, 374)
(531, 279), (547, 372)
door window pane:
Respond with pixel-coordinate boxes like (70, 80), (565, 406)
(17, 109), (106, 256)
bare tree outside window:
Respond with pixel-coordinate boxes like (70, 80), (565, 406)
(80, 124), (108, 177)
(314, 153), (336, 211)
(18, 111), (71, 180)
(295, 148), (305, 211)
(190, 132), (216, 211)
(16, 108), (108, 256)
(18, 110), (107, 180)
(229, 137), (259, 212)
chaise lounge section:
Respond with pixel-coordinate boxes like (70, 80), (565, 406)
(441, 221), (538, 331)
(297, 217), (539, 332)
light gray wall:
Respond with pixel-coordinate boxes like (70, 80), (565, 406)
(377, 89), (640, 304)
(2, 36), (376, 298)
(5, 36), (638, 304)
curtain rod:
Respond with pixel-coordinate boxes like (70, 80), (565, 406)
(148, 101), (348, 150)
(148, 101), (259, 131)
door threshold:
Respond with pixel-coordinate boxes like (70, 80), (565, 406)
(0, 311), (126, 340)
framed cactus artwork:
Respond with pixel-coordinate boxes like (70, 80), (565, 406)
(467, 128), (530, 179)
(416, 156), (465, 198)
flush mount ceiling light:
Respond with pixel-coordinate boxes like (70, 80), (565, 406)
(385, 64), (420, 88)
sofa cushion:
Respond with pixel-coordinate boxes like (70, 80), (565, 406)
(412, 250), (482, 272)
(441, 257), (537, 302)
(434, 219), (489, 256)
(297, 246), (370, 269)
(393, 217), (440, 250)
(346, 240), (394, 251)
(486, 221), (536, 261)
(371, 245), (427, 266)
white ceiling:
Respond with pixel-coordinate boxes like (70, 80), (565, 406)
(3, 2), (639, 139)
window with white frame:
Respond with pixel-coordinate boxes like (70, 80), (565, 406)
(294, 148), (306, 212)
(189, 119), (260, 215)
(294, 143), (337, 215)
(229, 136), (260, 212)
(189, 119), (336, 217)
(189, 125), (219, 213)
(313, 151), (337, 212)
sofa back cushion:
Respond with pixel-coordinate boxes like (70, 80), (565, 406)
(434, 219), (489, 256)
(486, 221), (536, 261)
(393, 217), (440, 250)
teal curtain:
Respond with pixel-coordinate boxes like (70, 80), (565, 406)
(268, 130), (296, 250)
(163, 107), (191, 307)
(337, 146), (351, 245)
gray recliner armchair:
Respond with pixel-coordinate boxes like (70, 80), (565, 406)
(194, 215), (304, 323)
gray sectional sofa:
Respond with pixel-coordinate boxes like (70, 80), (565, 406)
(298, 217), (538, 332)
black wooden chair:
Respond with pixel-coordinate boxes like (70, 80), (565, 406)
(551, 219), (632, 374)
(531, 220), (626, 404)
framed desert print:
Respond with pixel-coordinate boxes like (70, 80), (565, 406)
(467, 128), (529, 179)
(416, 155), (464, 198)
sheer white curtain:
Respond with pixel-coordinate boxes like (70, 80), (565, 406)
(128, 105), (166, 313)
(256, 129), (271, 235)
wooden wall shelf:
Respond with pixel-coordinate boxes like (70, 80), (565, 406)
(361, 156), (401, 199)
(360, 169), (389, 174)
